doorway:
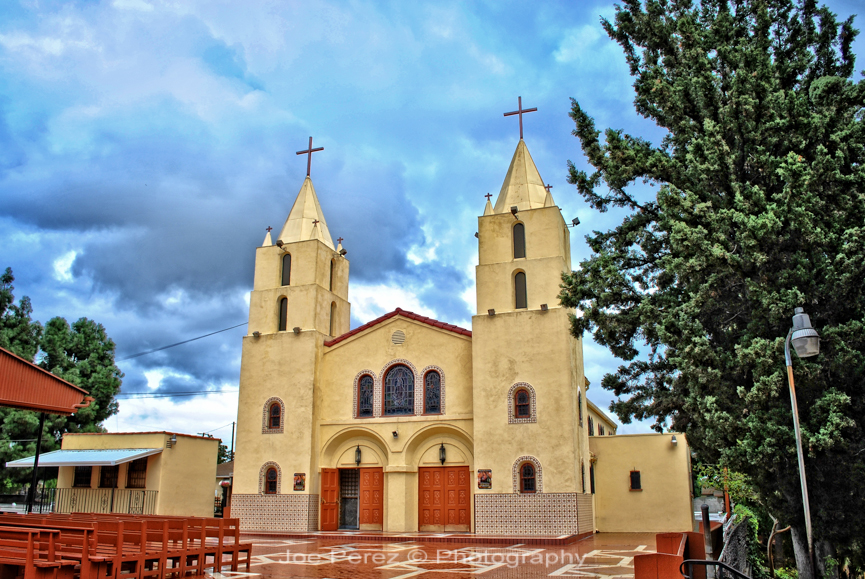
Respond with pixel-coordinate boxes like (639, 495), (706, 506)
(418, 466), (471, 532)
(320, 467), (384, 531)
(339, 469), (359, 529)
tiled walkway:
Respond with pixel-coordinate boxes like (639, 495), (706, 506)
(210, 532), (656, 579)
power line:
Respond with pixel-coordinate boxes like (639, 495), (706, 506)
(115, 390), (239, 399)
(117, 322), (248, 361)
(205, 422), (235, 434)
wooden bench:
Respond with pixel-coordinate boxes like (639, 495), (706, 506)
(0, 526), (79, 579)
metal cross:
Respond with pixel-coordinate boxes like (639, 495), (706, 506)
(296, 136), (324, 177)
(485, 193), (493, 201)
(337, 237), (344, 244)
(312, 219), (319, 226)
(503, 96), (537, 140)
(544, 184), (553, 193)
(266, 226), (273, 233)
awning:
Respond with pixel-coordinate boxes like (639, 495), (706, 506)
(1, 346), (93, 415)
(5, 448), (163, 468)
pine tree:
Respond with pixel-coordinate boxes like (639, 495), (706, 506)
(559, 1), (864, 576)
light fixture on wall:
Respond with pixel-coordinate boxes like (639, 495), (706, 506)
(276, 240), (284, 248)
(488, 309), (495, 316)
(392, 431), (398, 439)
(293, 327), (301, 335)
(252, 331), (261, 338)
(439, 443), (446, 465)
(572, 217), (581, 227)
(339, 248), (347, 256)
(510, 206), (519, 217)
(167, 434), (177, 448)
(671, 435), (678, 447)
(474, 232), (478, 238)
(540, 304), (548, 311)
(355, 445), (361, 466)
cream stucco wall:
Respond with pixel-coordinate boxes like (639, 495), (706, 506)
(590, 433), (694, 533)
(587, 399), (618, 436)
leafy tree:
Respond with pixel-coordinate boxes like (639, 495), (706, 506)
(0, 268), (123, 491)
(559, 1), (864, 577)
(217, 443), (232, 464)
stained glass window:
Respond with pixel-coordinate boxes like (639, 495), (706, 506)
(515, 389), (530, 418)
(384, 365), (414, 415)
(358, 375), (374, 417)
(424, 371), (441, 414)
(265, 468), (277, 494)
(520, 463), (536, 493)
(269, 403), (281, 428)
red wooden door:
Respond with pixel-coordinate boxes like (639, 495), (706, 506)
(419, 466), (470, 532)
(359, 467), (383, 530)
(320, 468), (339, 531)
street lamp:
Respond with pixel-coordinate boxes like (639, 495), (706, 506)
(784, 307), (820, 574)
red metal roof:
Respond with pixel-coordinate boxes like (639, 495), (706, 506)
(324, 307), (472, 347)
(64, 431), (221, 442)
(0, 346), (93, 415)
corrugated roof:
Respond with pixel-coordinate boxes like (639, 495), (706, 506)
(324, 308), (471, 347)
(5, 448), (163, 468)
(0, 346), (93, 415)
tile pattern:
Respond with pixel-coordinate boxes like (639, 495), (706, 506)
(420, 364), (446, 415)
(352, 369), (377, 419)
(258, 461), (282, 494)
(231, 493), (319, 532)
(474, 492), (592, 535)
(261, 397), (286, 434)
(507, 382), (537, 424)
(379, 358), (420, 416)
(511, 455), (543, 493)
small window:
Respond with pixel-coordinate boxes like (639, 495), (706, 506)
(590, 465), (595, 494)
(282, 254), (291, 286)
(588, 416), (594, 437)
(126, 458), (147, 489)
(519, 463), (536, 493)
(599, 424), (605, 436)
(630, 470), (642, 491)
(578, 392), (583, 426)
(329, 260), (335, 291)
(357, 375), (374, 418)
(278, 297), (288, 331)
(515, 272), (527, 309)
(424, 371), (441, 414)
(265, 468), (278, 494)
(513, 223), (526, 259)
(99, 465), (119, 489)
(515, 389), (530, 418)
(269, 403), (281, 428)
(329, 302), (336, 336)
(581, 462), (586, 493)
(73, 466), (92, 488)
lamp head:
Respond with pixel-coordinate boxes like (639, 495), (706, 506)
(572, 217), (580, 227)
(671, 435), (678, 447)
(392, 430), (399, 438)
(275, 239), (284, 248)
(439, 442), (446, 465)
(791, 307), (820, 358)
(252, 331), (261, 338)
(293, 327), (301, 335)
(510, 206), (519, 216)
(355, 444), (361, 466)
(339, 248), (347, 256)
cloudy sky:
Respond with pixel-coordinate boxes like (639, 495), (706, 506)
(1, 0), (861, 444)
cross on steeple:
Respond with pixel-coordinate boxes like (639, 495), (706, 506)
(485, 193), (493, 201)
(312, 219), (320, 226)
(503, 96), (537, 140)
(337, 237), (344, 244)
(296, 136), (324, 177)
(544, 184), (553, 193)
(266, 226), (273, 233)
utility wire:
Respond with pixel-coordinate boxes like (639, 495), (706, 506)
(115, 390), (239, 399)
(117, 322), (248, 361)
(205, 422), (235, 434)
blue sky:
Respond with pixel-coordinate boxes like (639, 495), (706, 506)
(1, 0), (861, 441)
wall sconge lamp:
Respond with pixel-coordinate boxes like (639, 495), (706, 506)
(540, 304), (548, 311)
(439, 443), (446, 465)
(488, 309), (495, 316)
(293, 327), (301, 335)
(474, 232), (478, 238)
(276, 240), (284, 248)
(339, 249), (348, 256)
(355, 445), (361, 466)
(510, 206), (519, 217)
(252, 331), (261, 337)
(671, 435), (678, 447)
(392, 431), (399, 439)
(167, 434), (177, 448)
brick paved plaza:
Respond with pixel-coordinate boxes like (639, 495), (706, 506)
(213, 532), (657, 579)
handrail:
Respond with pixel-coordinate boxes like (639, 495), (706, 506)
(680, 559), (752, 579)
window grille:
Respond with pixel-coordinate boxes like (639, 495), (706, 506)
(358, 375), (374, 417)
(384, 365), (414, 416)
(99, 465), (119, 489)
(424, 371), (441, 414)
(630, 470), (642, 491)
(265, 468), (278, 494)
(520, 463), (536, 493)
(340, 469), (360, 498)
(270, 404), (281, 428)
(73, 466), (92, 488)
(515, 390), (530, 418)
(126, 458), (147, 489)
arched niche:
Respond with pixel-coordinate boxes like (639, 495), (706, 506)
(403, 423), (474, 469)
(320, 427), (390, 469)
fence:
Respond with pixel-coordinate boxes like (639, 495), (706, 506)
(719, 517), (752, 578)
(54, 488), (157, 515)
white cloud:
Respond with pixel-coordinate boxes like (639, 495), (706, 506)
(554, 25), (603, 64)
(52, 251), (77, 282)
(110, 392), (238, 440)
(350, 283), (437, 324)
(112, 0), (155, 12)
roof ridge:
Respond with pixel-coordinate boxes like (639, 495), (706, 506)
(324, 308), (471, 347)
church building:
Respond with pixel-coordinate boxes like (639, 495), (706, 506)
(230, 129), (695, 536)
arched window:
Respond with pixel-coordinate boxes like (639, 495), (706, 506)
(269, 403), (281, 429)
(519, 463), (536, 493)
(281, 254), (291, 286)
(599, 424), (605, 436)
(265, 468), (278, 494)
(513, 223), (526, 259)
(357, 375), (374, 418)
(329, 260), (335, 291)
(424, 371), (441, 414)
(329, 302), (336, 336)
(588, 416), (594, 436)
(383, 365), (414, 416)
(515, 272), (527, 309)
(578, 391), (583, 425)
(514, 389), (530, 419)
(278, 297), (288, 331)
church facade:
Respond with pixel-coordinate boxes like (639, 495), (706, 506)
(230, 137), (695, 536)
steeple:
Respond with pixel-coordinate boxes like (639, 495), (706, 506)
(277, 177), (335, 250)
(492, 140), (552, 214)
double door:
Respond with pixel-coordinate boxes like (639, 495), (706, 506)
(320, 467), (383, 531)
(418, 466), (471, 532)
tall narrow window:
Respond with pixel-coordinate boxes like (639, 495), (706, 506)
(599, 424), (605, 436)
(126, 458), (147, 489)
(515, 272), (527, 309)
(73, 466), (92, 488)
(269, 403), (281, 428)
(630, 470), (642, 491)
(578, 392), (583, 425)
(513, 223), (526, 258)
(99, 465), (119, 489)
(590, 465), (595, 494)
(581, 462), (586, 493)
(329, 260), (335, 291)
(588, 416), (594, 436)
(282, 254), (291, 286)
(515, 389), (530, 418)
(357, 375), (374, 418)
(265, 468), (278, 494)
(384, 365), (414, 416)
(424, 371), (441, 414)
(519, 463), (536, 493)
(329, 302), (336, 336)
(278, 297), (288, 331)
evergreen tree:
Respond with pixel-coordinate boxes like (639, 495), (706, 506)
(559, 1), (864, 576)
(0, 268), (123, 491)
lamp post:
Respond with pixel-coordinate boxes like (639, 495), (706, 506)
(784, 307), (820, 575)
